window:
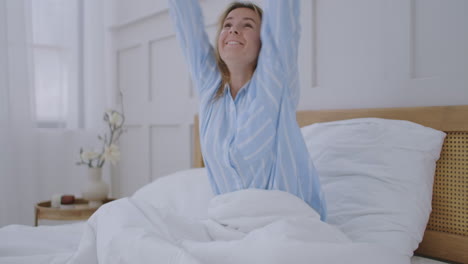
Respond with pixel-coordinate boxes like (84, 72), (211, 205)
(31, 0), (83, 128)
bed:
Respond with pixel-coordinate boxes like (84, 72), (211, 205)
(193, 105), (468, 264)
(0, 105), (467, 264)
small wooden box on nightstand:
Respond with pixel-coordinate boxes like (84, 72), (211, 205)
(34, 198), (114, 226)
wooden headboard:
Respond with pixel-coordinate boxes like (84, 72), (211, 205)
(193, 105), (468, 264)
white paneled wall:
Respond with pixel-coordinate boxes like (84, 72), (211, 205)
(300, 0), (468, 110)
(107, 0), (468, 197)
(412, 0), (468, 78)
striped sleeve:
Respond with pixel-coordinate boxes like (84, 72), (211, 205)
(168, 0), (220, 99)
(260, 0), (301, 108)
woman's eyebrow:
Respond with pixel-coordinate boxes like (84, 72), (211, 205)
(225, 16), (258, 24)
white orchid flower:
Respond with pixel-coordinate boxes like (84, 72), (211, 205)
(102, 144), (120, 165)
(109, 112), (123, 127)
(78, 109), (125, 168)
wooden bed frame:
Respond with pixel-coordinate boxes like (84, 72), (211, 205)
(193, 105), (468, 264)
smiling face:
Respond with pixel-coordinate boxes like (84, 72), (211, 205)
(217, 7), (262, 70)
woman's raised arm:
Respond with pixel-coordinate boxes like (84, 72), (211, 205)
(260, 0), (301, 108)
(168, 0), (219, 97)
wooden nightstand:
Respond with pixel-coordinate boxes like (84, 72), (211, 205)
(34, 198), (114, 226)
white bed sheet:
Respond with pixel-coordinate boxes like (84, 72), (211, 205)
(0, 222), (83, 263)
(0, 168), (452, 264)
(0, 220), (450, 264)
(66, 192), (413, 264)
(0, 192), (408, 264)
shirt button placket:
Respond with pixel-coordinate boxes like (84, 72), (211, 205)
(228, 97), (241, 189)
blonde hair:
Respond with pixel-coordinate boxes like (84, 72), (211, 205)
(214, 1), (263, 100)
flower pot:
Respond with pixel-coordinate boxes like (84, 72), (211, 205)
(82, 167), (109, 207)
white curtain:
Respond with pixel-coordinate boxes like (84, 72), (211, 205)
(0, 0), (109, 227)
(0, 0), (39, 227)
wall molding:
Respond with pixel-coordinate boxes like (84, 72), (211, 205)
(149, 124), (180, 181)
(311, 0), (318, 88)
(409, 0), (416, 79)
(115, 44), (143, 106)
(110, 9), (168, 32)
(409, 0), (436, 81)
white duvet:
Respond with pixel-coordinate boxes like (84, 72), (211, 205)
(1, 188), (410, 264)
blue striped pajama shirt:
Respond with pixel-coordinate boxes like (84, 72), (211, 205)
(169, 0), (326, 220)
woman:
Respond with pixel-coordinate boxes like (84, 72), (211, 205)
(169, 0), (326, 221)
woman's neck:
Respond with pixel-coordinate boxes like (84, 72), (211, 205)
(228, 65), (254, 99)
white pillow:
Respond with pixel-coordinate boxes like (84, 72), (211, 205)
(301, 118), (446, 257)
(132, 168), (213, 220)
